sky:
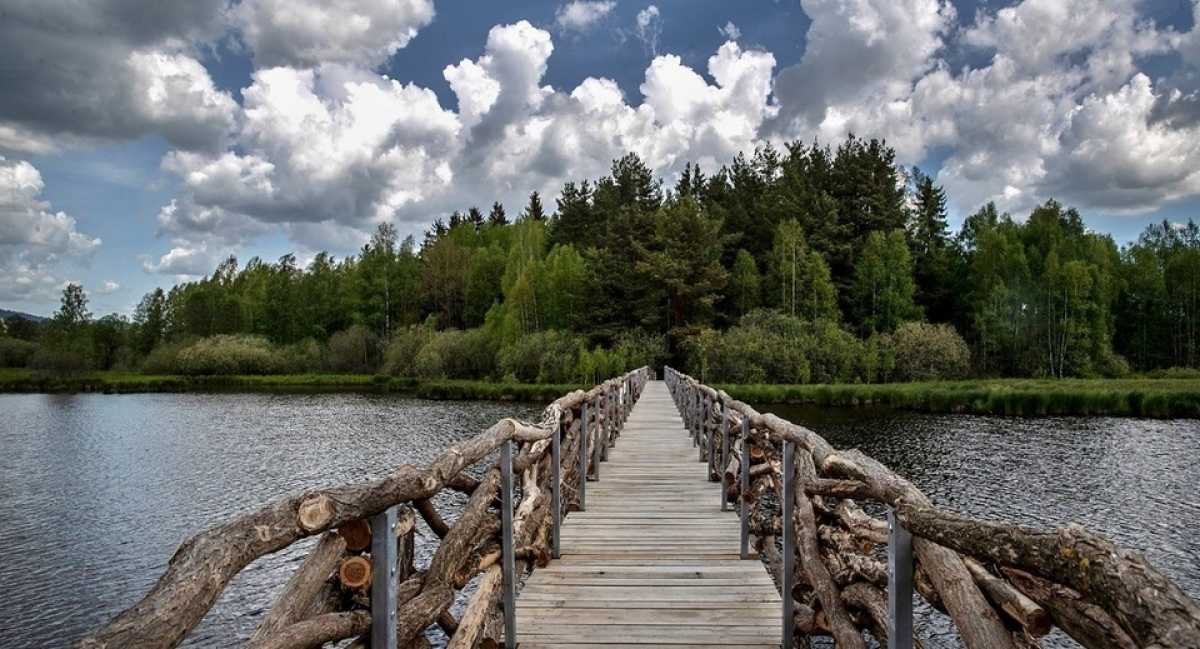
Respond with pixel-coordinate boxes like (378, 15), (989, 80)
(1, 0), (1199, 316)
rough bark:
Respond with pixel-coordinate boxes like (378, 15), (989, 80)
(897, 503), (1200, 649)
(788, 447), (866, 649)
(963, 557), (1051, 637)
(1003, 568), (1136, 649)
(247, 532), (346, 648)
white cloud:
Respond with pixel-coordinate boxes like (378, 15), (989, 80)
(635, 5), (663, 55)
(156, 21), (780, 260)
(96, 280), (121, 294)
(143, 244), (219, 276)
(718, 21), (741, 41)
(768, 0), (1199, 217)
(0, 157), (102, 301)
(555, 1), (617, 33)
(233, 0), (436, 68)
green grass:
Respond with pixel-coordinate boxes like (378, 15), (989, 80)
(0, 369), (585, 402)
(720, 378), (1200, 418)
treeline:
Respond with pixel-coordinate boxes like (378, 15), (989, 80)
(3, 135), (1199, 383)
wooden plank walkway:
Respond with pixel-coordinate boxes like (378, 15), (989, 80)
(516, 380), (782, 648)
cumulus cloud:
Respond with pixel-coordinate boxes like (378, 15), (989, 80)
(769, 0), (1199, 217)
(0, 157), (102, 301)
(96, 280), (121, 295)
(635, 5), (663, 55)
(232, 0), (435, 68)
(0, 0), (235, 154)
(555, 1), (617, 33)
(155, 21), (779, 259)
(718, 21), (741, 41)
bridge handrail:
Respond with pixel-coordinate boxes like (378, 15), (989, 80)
(75, 367), (652, 649)
(663, 366), (1200, 649)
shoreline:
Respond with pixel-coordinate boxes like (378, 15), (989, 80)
(2, 370), (1199, 417)
(723, 379), (1200, 419)
(0, 369), (582, 402)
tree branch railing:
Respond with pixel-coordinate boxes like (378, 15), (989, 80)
(663, 366), (1200, 649)
(74, 367), (651, 649)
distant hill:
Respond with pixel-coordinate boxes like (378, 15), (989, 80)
(0, 308), (48, 323)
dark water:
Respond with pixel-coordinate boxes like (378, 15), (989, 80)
(0, 393), (540, 649)
(761, 404), (1200, 647)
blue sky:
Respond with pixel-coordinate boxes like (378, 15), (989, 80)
(2, 0), (1199, 316)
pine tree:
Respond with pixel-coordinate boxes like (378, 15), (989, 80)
(488, 201), (509, 226)
(522, 191), (547, 221)
(467, 206), (485, 231)
(908, 168), (952, 321)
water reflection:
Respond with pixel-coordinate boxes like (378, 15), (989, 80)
(760, 404), (1200, 647)
(0, 393), (540, 648)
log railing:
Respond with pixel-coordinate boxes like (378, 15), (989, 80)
(663, 366), (1200, 649)
(74, 367), (651, 649)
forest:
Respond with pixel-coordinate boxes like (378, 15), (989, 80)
(3, 135), (1199, 385)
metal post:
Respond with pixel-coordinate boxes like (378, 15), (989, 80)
(720, 402), (730, 511)
(600, 388), (609, 462)
(500, 441), (516, 649)
(739, 417), (750, 559)
(579, 401), (588, 509)
(782, 440), (795, 649)
(551, 414), (562, 559)
(888, 508), (914, 649)
(707, 397), (717, 472)
(370, 506), (398, 649)
(594, 393), (604, 477)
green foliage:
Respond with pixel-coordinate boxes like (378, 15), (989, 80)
(0, 338), (39, 367)
(888, 322), (970, 381)
(768, 220), (838, 321)
(160, 335), (288, 375)
(728, 249), (761, 316)
(684, 309), (866, 384)
(381, 325), (436, 377)
(325, 325), (381, 373)
(498, 330), (584, 383)
(413, 329), (497, 379)
(853, 230), (918, 333)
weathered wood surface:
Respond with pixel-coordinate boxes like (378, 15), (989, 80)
(515, 381), (781, 647)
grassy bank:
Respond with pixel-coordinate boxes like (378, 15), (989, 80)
(722, 378), (1200, 418)
(0, 369), (583, 402)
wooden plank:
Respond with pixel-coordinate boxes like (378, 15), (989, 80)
(516, 381), (781, 647)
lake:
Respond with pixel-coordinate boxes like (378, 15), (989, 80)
(762, 403), (1200, 646)
(1, 393), (1196, 648)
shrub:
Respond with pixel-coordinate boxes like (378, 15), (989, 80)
(282, 338), (323, 373)
(0, 338), (38, 367)
(141, 335), (289, 375)
(382, 325), (435, 377)
(406, 329), (496, 380)
(325, 325), (380, 373)
(890, 321), (970, 381)
(29, 347), (91, 374)
(612, 331), (668, 373)
(141, 339), (192, 374)
(498, 330), (583, 383)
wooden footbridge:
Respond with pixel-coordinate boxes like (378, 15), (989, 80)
(515, 380), (780, 647)
(75, 367), (1200, 649)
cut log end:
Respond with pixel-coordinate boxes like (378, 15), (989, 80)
(298, 494), (335, 532)
(338, 556), (372, 590)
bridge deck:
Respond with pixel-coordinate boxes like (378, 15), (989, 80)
(515, 380), (781, 648)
